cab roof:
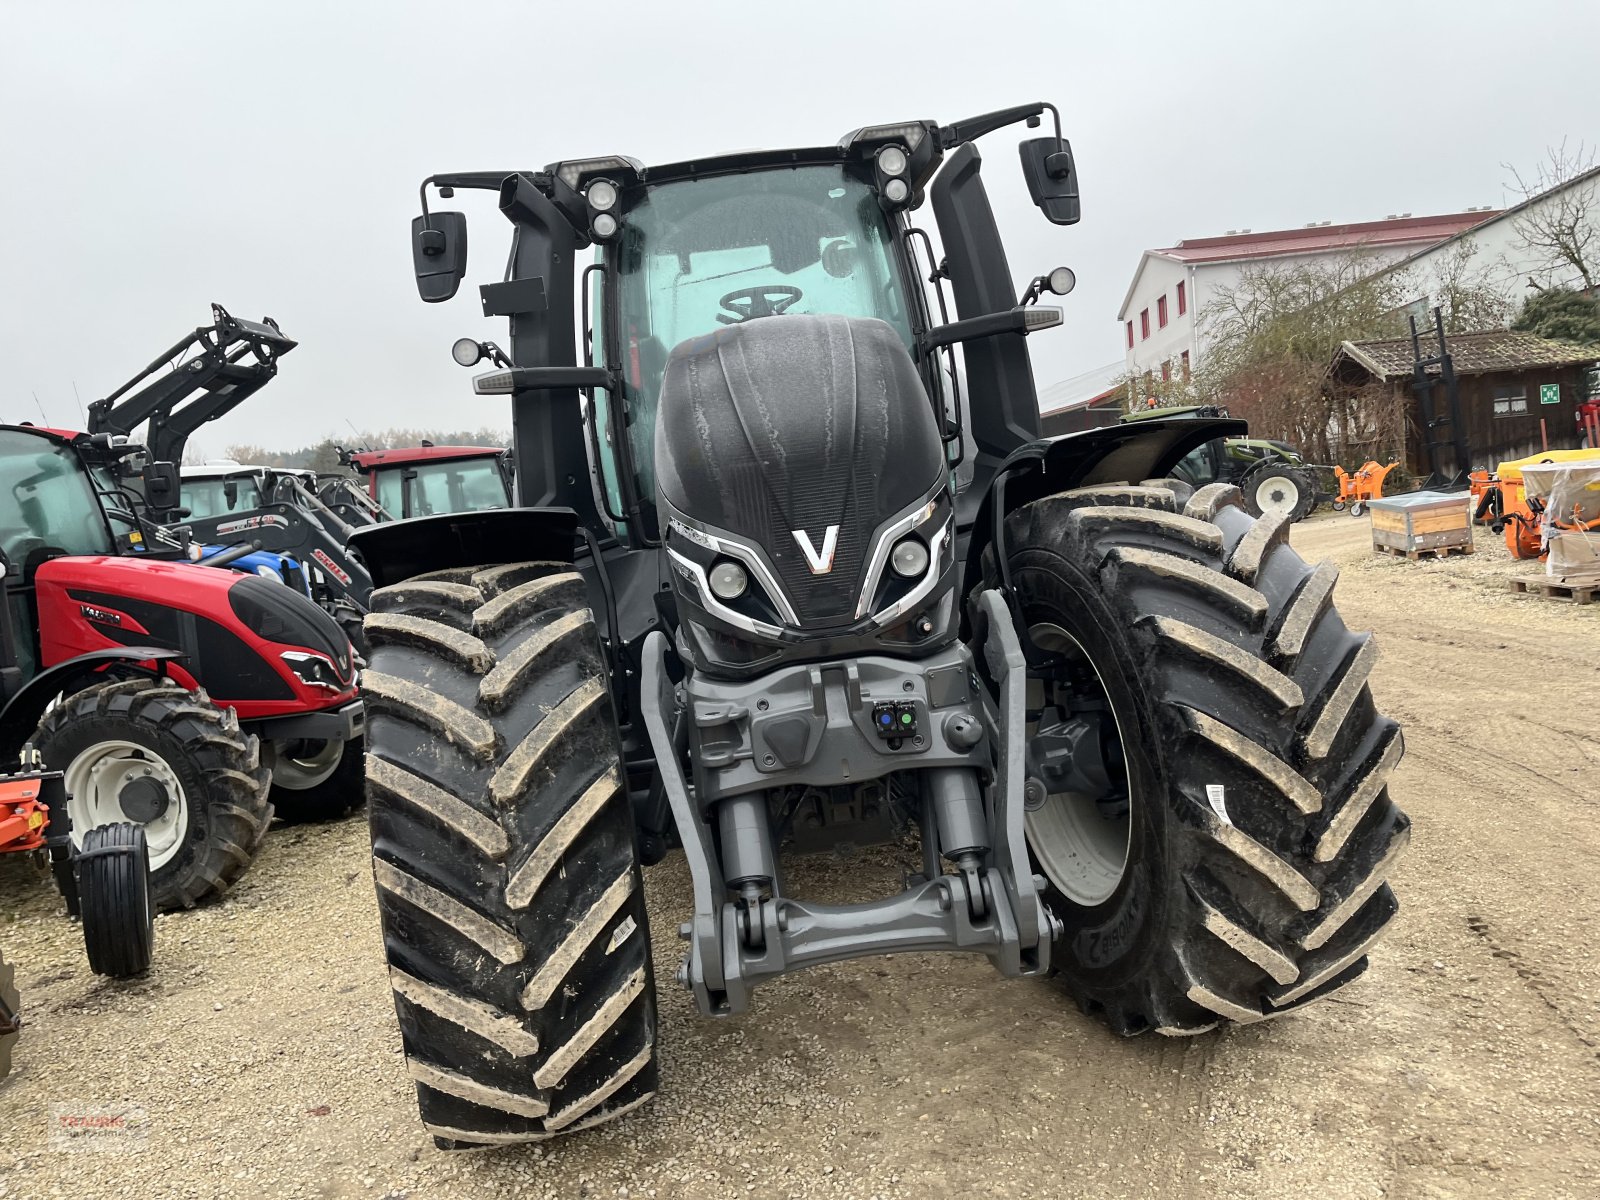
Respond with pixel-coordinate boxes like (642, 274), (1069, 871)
(347, 445), (505, 469)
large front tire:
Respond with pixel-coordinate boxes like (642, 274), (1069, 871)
(1001, 482), (1408, 1034)
(363, 561), (656, 1148)
(32, 680), (273, 911)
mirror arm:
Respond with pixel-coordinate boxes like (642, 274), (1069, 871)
(918, 310), (1027, 356)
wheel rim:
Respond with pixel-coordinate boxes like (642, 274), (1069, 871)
(1254, 474), (1301, 516)
(65, 740), (189, 872)
(269, 738), (344, 790)
(1024, 623), (1133, 907)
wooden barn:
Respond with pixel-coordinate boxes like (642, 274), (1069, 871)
(1330, 331), (1597, 478)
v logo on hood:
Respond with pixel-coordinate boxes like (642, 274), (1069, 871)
(792, 525), (840, 574)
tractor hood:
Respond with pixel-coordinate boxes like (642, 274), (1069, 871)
(654, 314), (946, 628)
(33, 556), (356, 711)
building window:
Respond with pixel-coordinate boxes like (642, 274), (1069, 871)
(1492, 385), (1528, 418)
(1177, 281), (1187, 316)
(1161, 360), (1171, 382)
(1181, 350), (1191, 379)
(1158, 295), (1168, 328)
(1126, 321), (1134, 349)
(1140, 309), (1150, 340)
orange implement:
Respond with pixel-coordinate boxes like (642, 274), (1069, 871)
(0, 776), (47, 854)
(1333, 458), (1399, 513)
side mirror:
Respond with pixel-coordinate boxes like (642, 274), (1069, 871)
(144, 461), (181, 514)
(411, 211), (469, 303)
(1019, 136), (1080, 226)
(223, 480), (239, 508)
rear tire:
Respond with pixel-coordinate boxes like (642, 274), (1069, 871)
(79, 822), (156, 978)
(363, 561), (656, 1148)
(32, 679), (273, 910)
(1243, 464), (1316, 523)
(999, 482), (1408, 1034)
(267, 737), (365, 824)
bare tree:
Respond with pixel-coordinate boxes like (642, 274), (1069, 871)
(1504, 141), (1600, 290)
(1429, 239), (1512, 333)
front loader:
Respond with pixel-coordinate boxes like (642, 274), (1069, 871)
(354, 102), (1409, 1148)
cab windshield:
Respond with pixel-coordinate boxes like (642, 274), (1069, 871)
(182, 475), (266, 519)
(601, 164), (913, 514)
(374, 457), (510, 517)
(0, 429), (114, 567)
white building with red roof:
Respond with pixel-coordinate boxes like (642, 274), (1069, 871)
(1116, 210), (1497, 384)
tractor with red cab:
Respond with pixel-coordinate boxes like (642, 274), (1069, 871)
(344, 443), (512, 517)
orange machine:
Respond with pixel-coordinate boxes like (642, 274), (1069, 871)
(0, 776), (47, 854)
(1331, 459), (1400, 516)
(1473, 449), (1600, 559)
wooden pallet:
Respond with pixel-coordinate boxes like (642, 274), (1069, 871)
(1374, 543), (1474, 562)
(1507, 575), (1600, 605)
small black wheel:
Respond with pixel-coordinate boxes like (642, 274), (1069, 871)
(79, 822), (155, 978)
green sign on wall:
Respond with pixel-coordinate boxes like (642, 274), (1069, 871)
(1540, 383), (1561, 405)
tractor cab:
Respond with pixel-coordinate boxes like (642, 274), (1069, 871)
(404, 104), (1100, 553)
(0, 427), (121, 683)
(345, 445), (511, 518)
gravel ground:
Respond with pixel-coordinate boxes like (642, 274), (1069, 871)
(1, 514), (1597, 1198)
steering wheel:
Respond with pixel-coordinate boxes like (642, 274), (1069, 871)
(717, 285), (803, 325)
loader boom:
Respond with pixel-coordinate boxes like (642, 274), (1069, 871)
(85, 304), (297, 466)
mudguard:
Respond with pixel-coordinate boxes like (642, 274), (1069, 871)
(0, 647), (183, 765)
(960, 416), (1246, 604)
(348, 507), (578, 588)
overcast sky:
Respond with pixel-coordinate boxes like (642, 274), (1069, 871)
(3, 0), (1597, 454)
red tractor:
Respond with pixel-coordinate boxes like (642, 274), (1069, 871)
(0, 422), (364, 907)
(344, 444), (512, 518)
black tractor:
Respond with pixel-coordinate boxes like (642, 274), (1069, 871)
(353, 102), (1409, 1147)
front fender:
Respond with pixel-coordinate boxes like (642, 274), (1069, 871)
(0, 647), (184, 766)
(960, 417), (1247, 604)
(348, 507), (578, 589)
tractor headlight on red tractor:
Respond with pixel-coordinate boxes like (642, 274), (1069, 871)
(280, 650), (344, 692)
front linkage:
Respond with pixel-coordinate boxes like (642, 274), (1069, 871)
(641, 589), (1058, 1015)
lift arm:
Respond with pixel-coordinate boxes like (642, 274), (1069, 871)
(179, 471), (375, 613)
(85, 304), (297, 465)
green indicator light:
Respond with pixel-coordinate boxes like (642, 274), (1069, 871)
(900, 712), (913, 725)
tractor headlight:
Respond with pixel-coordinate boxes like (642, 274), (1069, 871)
(876, 145), (908, 177)
(883, 178), (910, 204)
(586, 180), (619, 212)
(591, 212), (619, 240)
(281, 650), (343, 692)
(890, 537), (930, 578)
(255, 564), (283, 582)
(708, 560), (749, 600)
